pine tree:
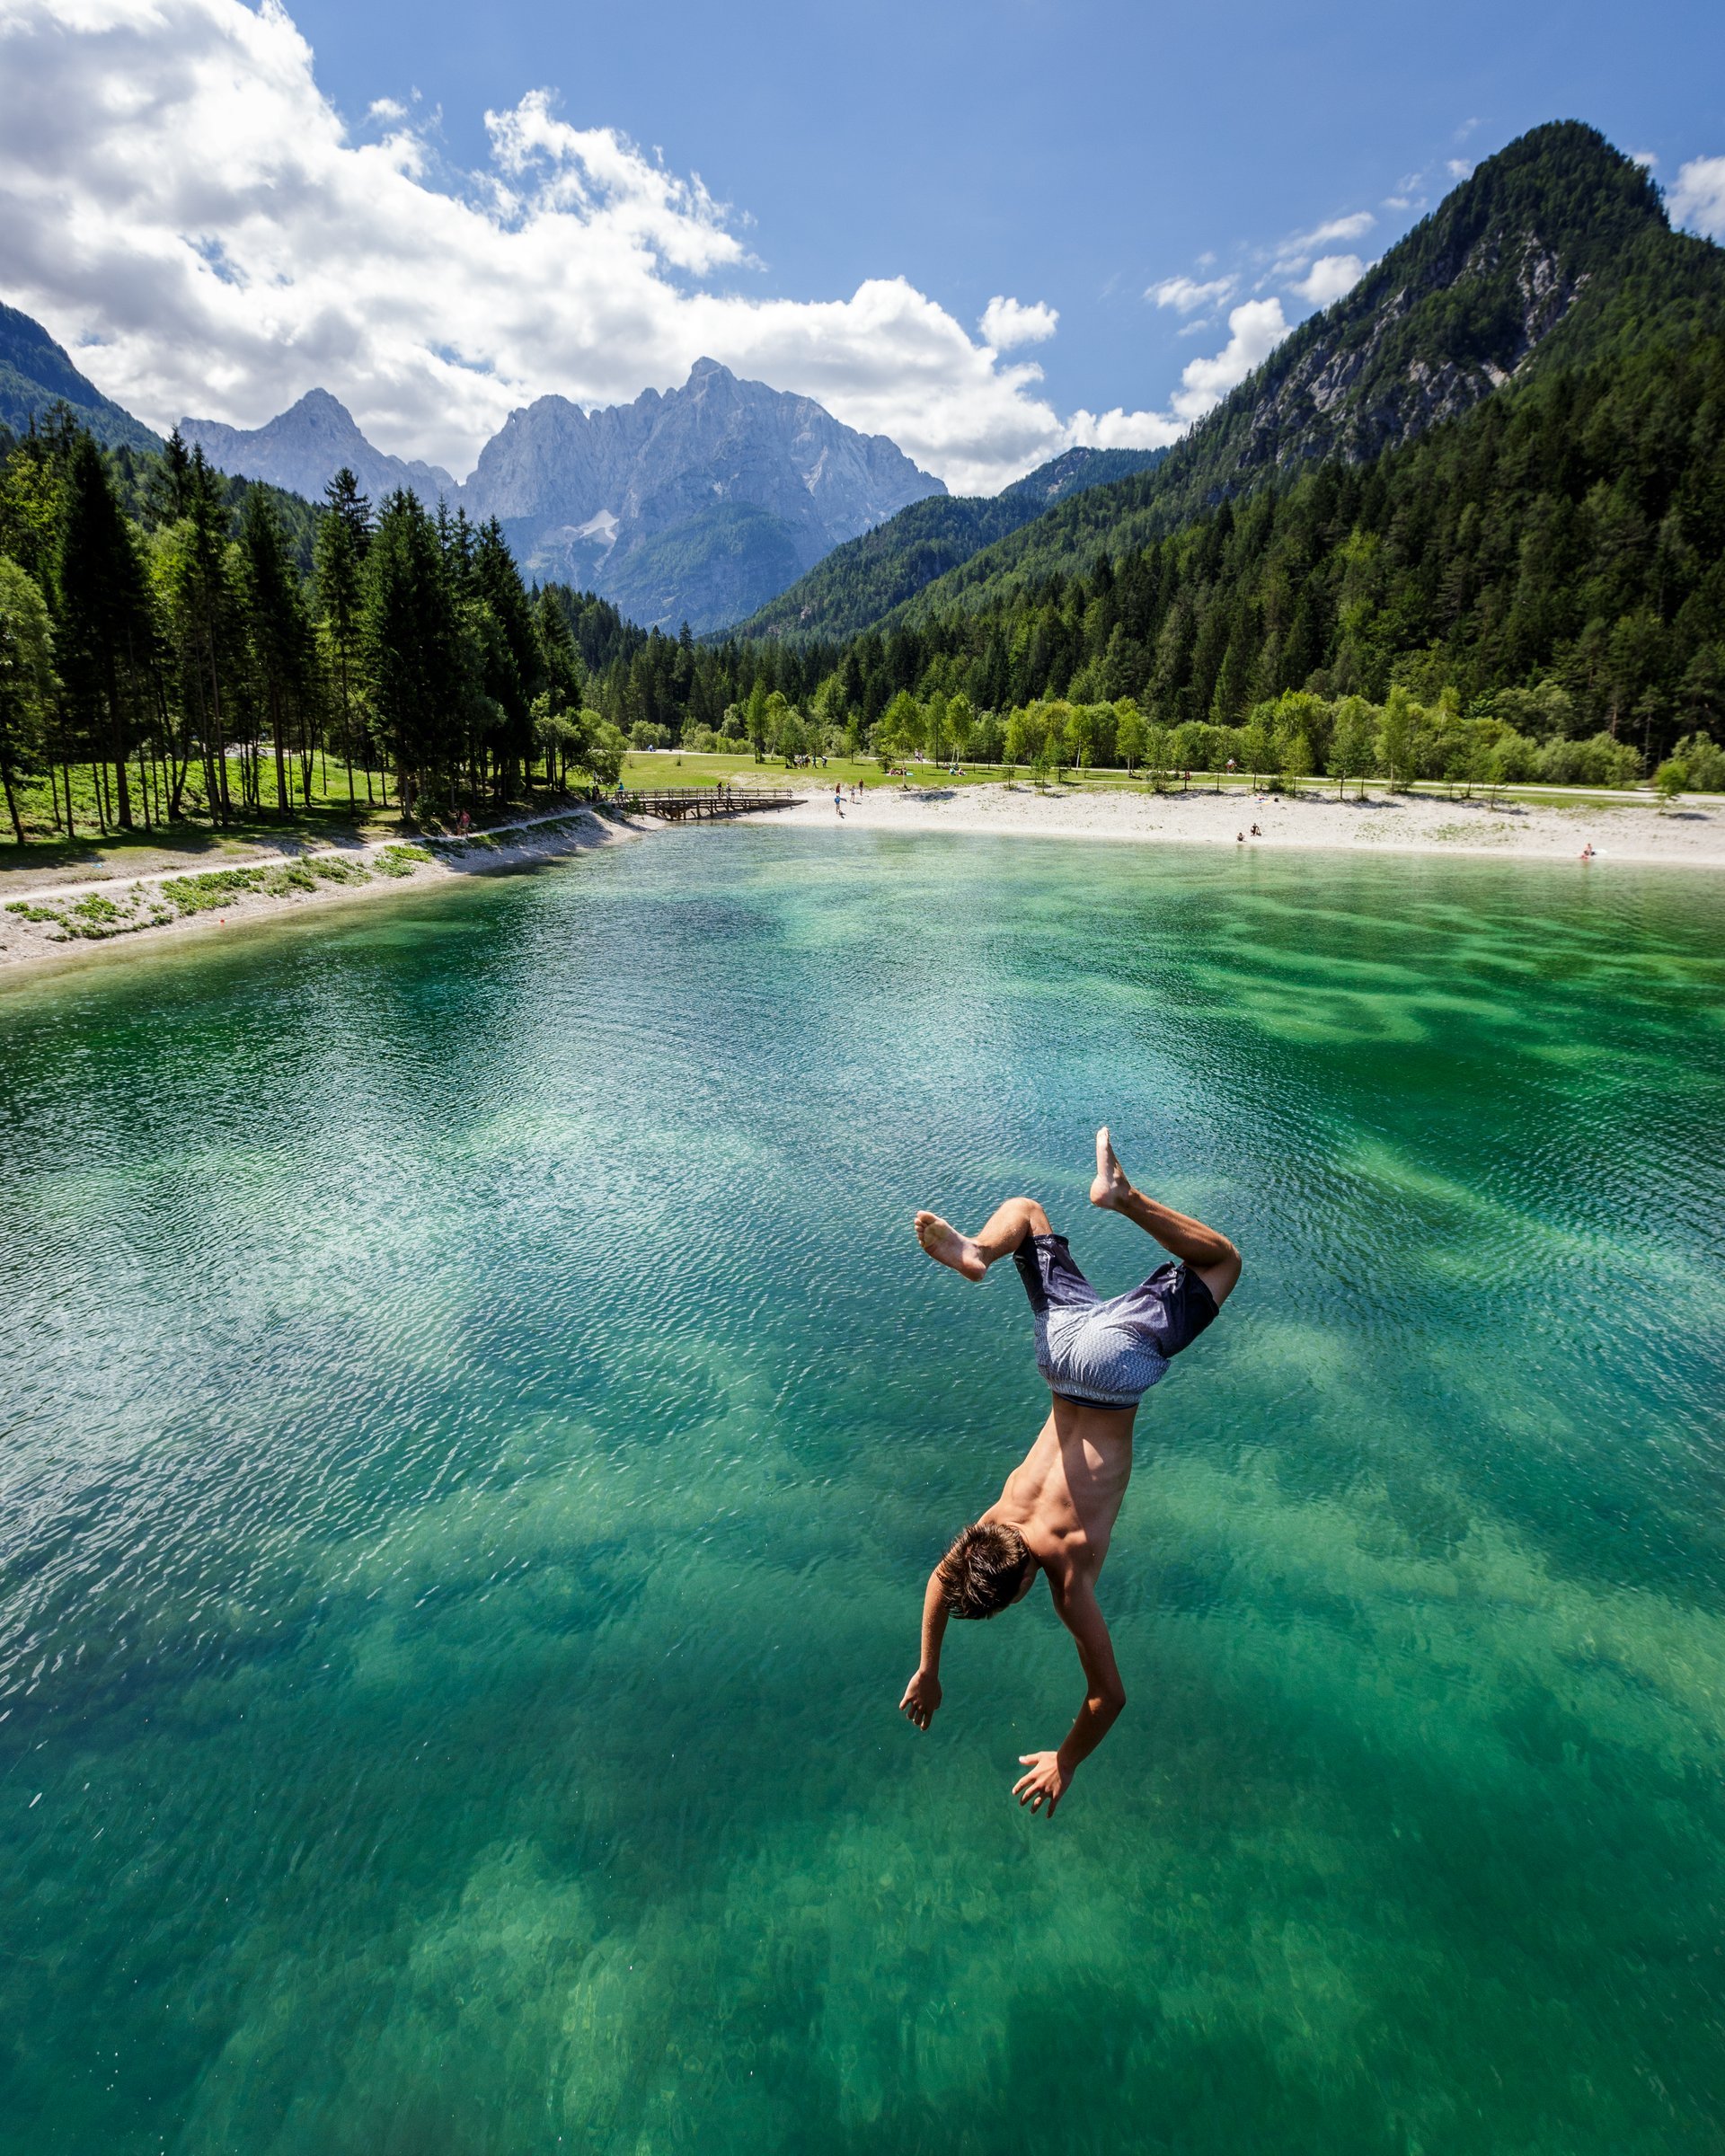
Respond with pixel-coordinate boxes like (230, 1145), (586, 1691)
(362, 490), (465, 817)
(0, 558), (56, 842)
(473, 518), (542, 791)
(57, 433), (154, 828)
(239, 487), (316, 814)
(315, 466), (371, 809)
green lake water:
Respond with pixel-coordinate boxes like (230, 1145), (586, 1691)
(2, 827), (1723, 2156)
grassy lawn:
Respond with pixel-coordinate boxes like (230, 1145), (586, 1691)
(0, 758), (540, 885)
(623, 751), (927, 790)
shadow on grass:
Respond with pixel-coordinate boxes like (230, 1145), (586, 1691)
(1, 808), (402, 888)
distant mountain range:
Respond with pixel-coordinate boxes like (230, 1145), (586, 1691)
(461, 359), (945, 632)
(8, 119), (1707, 660)
(736, 445), (1168, 641)
(174, 359), (946, 635)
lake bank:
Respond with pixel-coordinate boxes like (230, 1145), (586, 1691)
(0, 806), (643, 975)
(779, 778), (1725, 864)
(6, 776), (1720, 978)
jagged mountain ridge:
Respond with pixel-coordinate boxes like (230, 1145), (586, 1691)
(736, 445), (1168, 642)
(179, 389), (457, 514)
(0, 302), (162, 455)
(461, 358), (944, 632)
(872, 122), (1721, 632)
(176, 359), (943, 635)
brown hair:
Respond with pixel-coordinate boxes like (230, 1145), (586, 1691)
(938, 1522), (1032, 1620)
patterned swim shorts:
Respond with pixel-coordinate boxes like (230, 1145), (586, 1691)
(1013, 1232), (1218, 1409)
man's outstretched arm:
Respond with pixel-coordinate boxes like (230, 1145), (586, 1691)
(899, 1569), (949, 1730)
(1013, 1573), (1126, 1816)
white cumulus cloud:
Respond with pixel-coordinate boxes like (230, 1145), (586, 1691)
(1295, 210), (1376, 250)
(1289, 252), (1368, 307)
(1146, 272), (1237, 314)
(0, 0), (1185, 494)
(1171, 298), (1290, 422)
(1272, 209), (1375, 276)
(978, 295), (1058, 349)
(1670, 155), (1725, 240)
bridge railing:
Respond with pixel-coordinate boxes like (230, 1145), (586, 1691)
(608, 786), (799, 820)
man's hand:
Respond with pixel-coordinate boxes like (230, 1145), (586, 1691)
(899, 1668), (942, 1730)
(1013, 1751), (1074, 1816)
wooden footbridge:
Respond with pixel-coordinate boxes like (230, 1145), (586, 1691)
(615, 785), (798, 823)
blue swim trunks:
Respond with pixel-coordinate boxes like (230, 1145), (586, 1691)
(1013, 1232), (1218, 1409)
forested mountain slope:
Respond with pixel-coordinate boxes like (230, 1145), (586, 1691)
(812, 326), (1725, 763)
(879, 123), (1725, 630)
(734, 445), (1164, 641)
(0, 303), (162, 456)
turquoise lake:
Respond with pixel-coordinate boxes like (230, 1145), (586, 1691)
(2, 826), (1723, 2155)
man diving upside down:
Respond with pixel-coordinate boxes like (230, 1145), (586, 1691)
(900, 1129), (1242, 1816)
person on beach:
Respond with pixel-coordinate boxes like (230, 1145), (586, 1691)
(900, 1129), (1241, 1816)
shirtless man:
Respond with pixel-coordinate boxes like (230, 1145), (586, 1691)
(899, 1129), (1241, 1816)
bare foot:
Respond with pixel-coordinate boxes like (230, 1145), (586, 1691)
(915, 1211), (986, 1281)
(1090, 1126), (1133, 1211)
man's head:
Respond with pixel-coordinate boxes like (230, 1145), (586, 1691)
(938, 1521), (1035, 1620)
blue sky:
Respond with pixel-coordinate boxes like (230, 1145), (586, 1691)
(280, 0), (1725, 415)
(0, 0), (1721, 490)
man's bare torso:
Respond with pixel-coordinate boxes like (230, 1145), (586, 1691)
(981, 1398), (1137, 1588)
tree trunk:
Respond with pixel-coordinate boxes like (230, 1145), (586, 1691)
(339, 653), (358, 813)
(62, 761), (75, 839)
(271, 692), (289, 817)
(1, 759), (26, 844)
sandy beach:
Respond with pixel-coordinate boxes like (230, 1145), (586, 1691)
(778, 779), (1725, 864)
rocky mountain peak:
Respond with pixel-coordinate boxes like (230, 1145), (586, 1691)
(179, 390), (456, 506)
(462, 358), (943, 631)
(1192, 120), (1669, 489)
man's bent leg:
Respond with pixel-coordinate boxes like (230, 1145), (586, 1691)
(1090, 1127), (1242, 1308)
(915, 1196), (1050, 1282)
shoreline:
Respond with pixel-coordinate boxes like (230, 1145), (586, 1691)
(774, 780), (1725, 866)
(0, 806), (645, 978)
(4, 779), (1719, 982)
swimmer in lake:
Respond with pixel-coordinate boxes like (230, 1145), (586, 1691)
(901, 1128), (1241, 1816)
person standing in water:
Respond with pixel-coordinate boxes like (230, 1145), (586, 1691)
(901, 1129), (1241, 1815)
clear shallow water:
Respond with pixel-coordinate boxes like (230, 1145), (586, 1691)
(2, 829), (1723, 2156)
